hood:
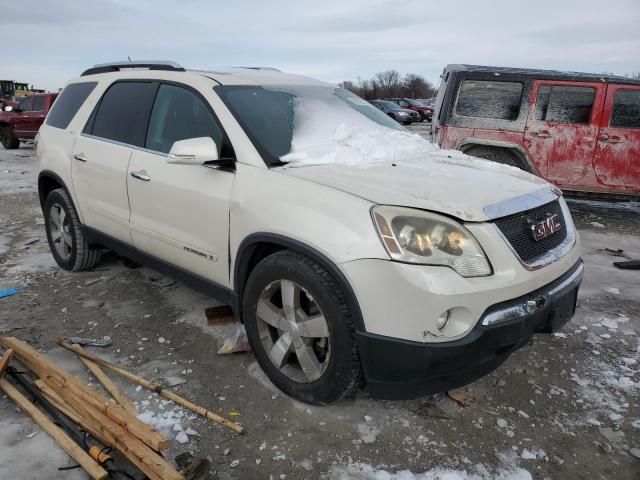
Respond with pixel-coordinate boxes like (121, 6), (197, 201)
(279, 150), (557, 222)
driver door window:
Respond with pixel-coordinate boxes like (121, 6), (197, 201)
(145, 84), (223, 154)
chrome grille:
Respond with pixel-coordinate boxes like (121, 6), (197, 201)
(494, 200), (567, 263)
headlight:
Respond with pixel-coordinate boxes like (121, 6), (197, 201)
(371, 205), (492, 277)
(398, 112), (408, 116)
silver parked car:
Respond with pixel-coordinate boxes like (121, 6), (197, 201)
(369, 100), (419, 125)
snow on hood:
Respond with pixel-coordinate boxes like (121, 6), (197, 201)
(280, 96), (436, 166)
(280, 149), (554, 222)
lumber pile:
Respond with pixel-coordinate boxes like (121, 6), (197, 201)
(0, 336), (244, 479)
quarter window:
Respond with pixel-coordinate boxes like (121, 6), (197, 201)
(89, 82), (157, 147)
(47, 82), (97, 129)
(533, 85), (595, 124)
(32, 96), (45, 111)
(455, 80), (523, 120)
(610, 89), (640, 128)
(145, 84), (223, 154)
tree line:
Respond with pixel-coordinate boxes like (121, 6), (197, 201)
(339, 70), (436, 100)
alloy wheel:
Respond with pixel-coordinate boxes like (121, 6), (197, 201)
(256, 279), (330, 383)
(48, 202), (73, 261)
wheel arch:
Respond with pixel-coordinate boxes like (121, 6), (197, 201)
(38, 170), (76, 210)
(234, 233), (365, 331)
(456, 138), (539, 175)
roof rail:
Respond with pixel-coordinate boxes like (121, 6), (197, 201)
(233, 66), (282, 72)
(81, 61), (185, 76)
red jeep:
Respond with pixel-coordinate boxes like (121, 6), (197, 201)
(432, 65), (640, 197)
(0, 93), (58, 149)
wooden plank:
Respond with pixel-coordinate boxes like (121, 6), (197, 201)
(0, 378), (108, 480)
(0, 348), (13, 375)
(62, 378), (169, 451)
(34, 380), (109, 446)
(0, 337), (181, 480)
(76, 345), (137, 415)
(39, 369), (183, 480)
(0, 337), (169, 451)
(58, 339), (244, 434)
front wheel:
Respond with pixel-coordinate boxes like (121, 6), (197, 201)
(243, 251), (361, 405)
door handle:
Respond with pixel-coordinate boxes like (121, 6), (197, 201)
(130, 170), (151, 182)
(533, 130), (552, 138)
(73, 153), (87, 162)
(598, 134), (623, 144)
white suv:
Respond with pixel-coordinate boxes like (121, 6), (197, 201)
(36, 61), (583, 404)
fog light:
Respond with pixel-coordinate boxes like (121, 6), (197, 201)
(436, 310), (451, 331)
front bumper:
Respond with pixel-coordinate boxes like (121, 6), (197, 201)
(356, 260), (583, 399)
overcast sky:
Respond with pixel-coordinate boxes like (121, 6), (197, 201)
(3, 0), (639, 91)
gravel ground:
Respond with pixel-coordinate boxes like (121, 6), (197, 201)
(0, 137), (638, 480)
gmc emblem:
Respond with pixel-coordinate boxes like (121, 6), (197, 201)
(530, 214), (562, 241)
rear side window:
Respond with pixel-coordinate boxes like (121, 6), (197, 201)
(32, 96), (45, 111)
(47, 82), (97, 129)
(146, 84), (223, 154)
(455, 80), (523, 120)
(610, 89), (640, 128)
(533, 85), (595, 124)
(89, 82), (157, 147)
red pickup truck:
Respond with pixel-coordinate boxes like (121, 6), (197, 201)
(0, 93), (57, 149)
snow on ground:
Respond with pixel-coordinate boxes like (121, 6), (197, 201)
(326, 457), (533, 480)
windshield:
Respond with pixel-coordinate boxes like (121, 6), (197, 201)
(216, 85), (433, 167)
(407, 99), (425, 107)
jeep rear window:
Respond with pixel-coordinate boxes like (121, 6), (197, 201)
(47, 82), (97, 129)
(533, 85), (595, 124)
(455, 80), (523, 120)
(89, 81), (157, 147)
(611, 89), (640, 128)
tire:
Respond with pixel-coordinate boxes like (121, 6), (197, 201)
(43, 188), (102, 271)
(243, 250), (361, 405)
(1, 126), (19, 149)
(403, 121), (412, 125)
(464, 145), (531, 173)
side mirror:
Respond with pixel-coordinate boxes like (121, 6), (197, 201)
(167, 137), (219, 165)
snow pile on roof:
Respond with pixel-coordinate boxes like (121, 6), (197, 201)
(327, 461), (532, 480)
(281, 97), (435, 167)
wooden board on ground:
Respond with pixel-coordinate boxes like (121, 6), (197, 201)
(0, 336), (169, 451)
(0, 378), (109, 480)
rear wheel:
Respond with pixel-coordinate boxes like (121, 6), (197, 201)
(243, 251), (361, 405)
(464, 145), (531, 173)
(1, 127), (19, 149)
(44, 188), (102, 271)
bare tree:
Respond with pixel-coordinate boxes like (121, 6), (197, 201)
(340, 70), (437, 100)
(374, 70), (401, 98)
(402, 73), (436, 99)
